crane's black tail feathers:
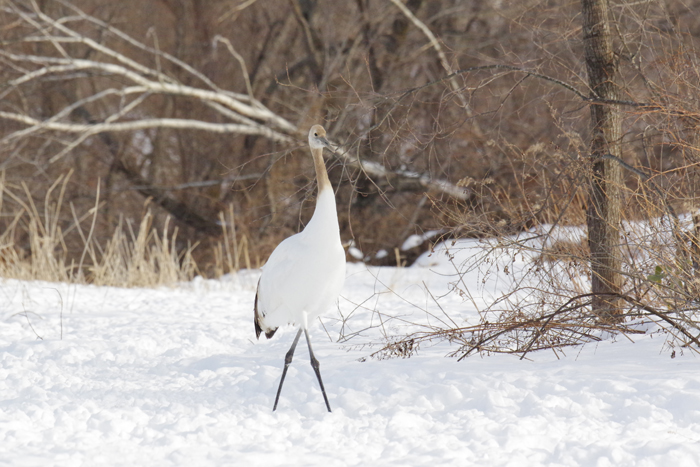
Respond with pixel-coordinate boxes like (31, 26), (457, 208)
(254, 284), (277, 340)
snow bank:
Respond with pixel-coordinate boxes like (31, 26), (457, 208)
(1, 256), (700, 466)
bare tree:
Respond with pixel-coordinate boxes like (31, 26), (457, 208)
(581, 0), (624, 321)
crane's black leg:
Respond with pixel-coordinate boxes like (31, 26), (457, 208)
(273, 328), (303, 411)
(304, 328), (332, 412)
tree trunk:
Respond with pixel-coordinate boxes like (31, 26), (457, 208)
(581, 0), (623, 321)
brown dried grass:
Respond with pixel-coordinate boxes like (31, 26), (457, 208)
(0, 172), (249, 287)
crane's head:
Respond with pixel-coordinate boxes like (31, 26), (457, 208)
(308, 124), (331, 151)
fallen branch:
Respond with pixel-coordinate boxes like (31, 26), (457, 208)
(370, 290), (700, 361)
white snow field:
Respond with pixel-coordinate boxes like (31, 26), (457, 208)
(2, 239), (700, 466)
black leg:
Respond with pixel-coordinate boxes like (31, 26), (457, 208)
(273, 328), (303, 411)
(304, 328), (332, 412)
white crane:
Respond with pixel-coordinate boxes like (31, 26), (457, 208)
(254, 124), (346, 412)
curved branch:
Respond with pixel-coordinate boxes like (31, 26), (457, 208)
(388, 0), (467, 109)
(0, 52), (296, 132)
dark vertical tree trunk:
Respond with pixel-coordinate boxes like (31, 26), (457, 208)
(581, 0), (623, 321)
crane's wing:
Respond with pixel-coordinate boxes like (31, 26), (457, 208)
(254, 233), (305, 339)
(254, 278), (277, 340)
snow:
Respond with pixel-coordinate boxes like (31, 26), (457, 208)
(2, 240), (700, 466)
(400, 230), (443, 251)
(131, 130), (153, 156)
(375, 249), (388, 260)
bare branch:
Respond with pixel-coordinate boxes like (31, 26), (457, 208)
(388, 0), (468, 109)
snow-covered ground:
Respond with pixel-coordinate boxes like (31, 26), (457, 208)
(2, 239), (700, 466)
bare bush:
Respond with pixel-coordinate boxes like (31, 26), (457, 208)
(348, 0), (700, 358)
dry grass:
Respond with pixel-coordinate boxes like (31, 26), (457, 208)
(0, 172), (248, 287)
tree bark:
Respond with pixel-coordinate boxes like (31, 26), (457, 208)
(581, 0), (624, 321)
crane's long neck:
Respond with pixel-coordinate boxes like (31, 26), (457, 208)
(312, 147), (331, 193)
(307, 147), (339, 235)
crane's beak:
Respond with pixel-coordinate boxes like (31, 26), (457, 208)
(319, 137), (339, 154)
(319, 136), (331, 149)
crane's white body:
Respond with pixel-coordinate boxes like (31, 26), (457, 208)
(254, 124), (346, 341)
(255, 124), (345, 411)
(256, 187), (346, 333)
